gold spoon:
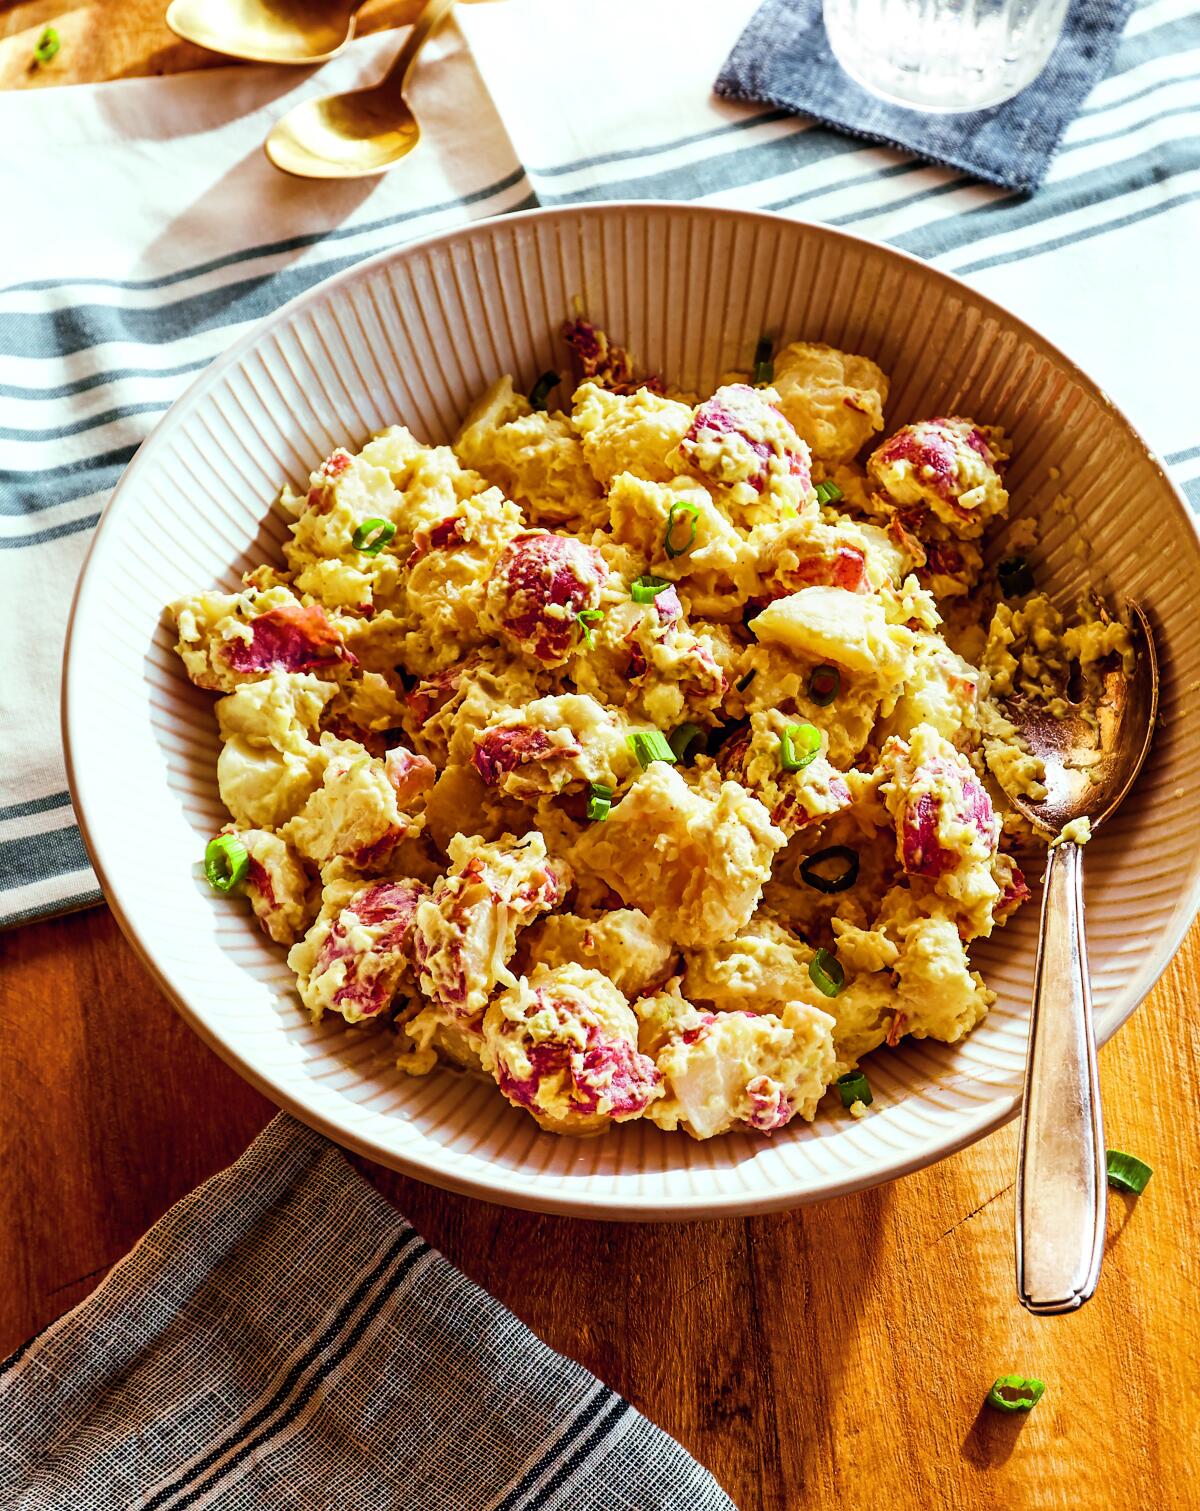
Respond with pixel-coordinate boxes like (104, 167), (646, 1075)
(1001, 599), (1158, 1315)
(166, 0), (364, 66)
(265, 0), (454, 179)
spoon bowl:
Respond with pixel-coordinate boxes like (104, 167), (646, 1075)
(166, 0), (362, 65)
(266, 90), (422, 179)
(1002, 599), (1159, 837)
(265, 0), (453, 179)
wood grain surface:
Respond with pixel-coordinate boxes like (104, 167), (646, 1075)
(2, 8), (1199, 1508)
(0, 0), (429, 88)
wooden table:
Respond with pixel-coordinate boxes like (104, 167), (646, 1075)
(3, 7), (1198, 1506)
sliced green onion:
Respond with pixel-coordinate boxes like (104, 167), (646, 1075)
(352, 517), (396, 556)
(836, 1070), (872, 1108)
(986, 1376), (1045, 1413)
(631, 574), (671, 604)
(204, 835), (249, 894)
(528, 370), (560, 410)
(33, 26), (60, 63)
(627, 730), (677, 769)
(753, 336), (774, 387)
(809, 947), (844, 998)
(669, 722), (705, 764)
(575, 608), (605, 650)
(998, 555), (1035, 597)
(807, 664), (840, 706)
(735, 669), (757, 693)
(814, 479), (844, 506)
(779, 722), (821, 772)
(1106, 1150), (1153, 1194)
(664, 499), (700, 559)
(799, 845), (860, 895)
(586, 782), (613, 822)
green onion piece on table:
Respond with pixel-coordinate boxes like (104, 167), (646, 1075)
(735, 669), (757, 693)
(997, 556), (1035, 597)
(33, 26), (60, 63)
(528, 370), (560, 410)
(664, 500), (700, 559)
(814, 480), (843, 506)
(836, 1070), (872, 1108)
(631, 574), (671, 604)
(575, 608), (605, 649)
(808, 947), (844, 998)
(985, 1376), (1045, 1413)
(627, 730), (677, 769)
(807, 663), (840, 706)
(669, 722), (705, 764)
(779, 721), (821, 772)
(1106, 1150), (1153, 1194)
(352, 517), (396, 556)
(204, 834), (249, 894)
(753, 336), (774, 387)
(799, 845), (860, 894)
(586, 782), (613, 822)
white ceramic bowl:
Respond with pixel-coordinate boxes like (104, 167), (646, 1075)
(64, 203), (1200, 1219)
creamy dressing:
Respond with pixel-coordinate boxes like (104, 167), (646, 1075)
(168, 331), (1085, 1140)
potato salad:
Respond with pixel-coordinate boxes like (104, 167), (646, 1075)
(170, 320), (1082, 1142)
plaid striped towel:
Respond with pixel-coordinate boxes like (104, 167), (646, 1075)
(2, 0), (1198, 928)
(0, 1115), (735, 1511)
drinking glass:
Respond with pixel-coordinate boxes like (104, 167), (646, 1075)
(823, 0), (1070, 113)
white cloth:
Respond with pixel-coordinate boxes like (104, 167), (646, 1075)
(2, 0), (1197, 925)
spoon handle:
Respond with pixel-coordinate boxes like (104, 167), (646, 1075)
(378, 0), (456, 98)
(1015, 838), (1107, 1314)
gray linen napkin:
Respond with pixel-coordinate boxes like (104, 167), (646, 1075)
(0, 1115), (735, 1511)
(715, 0), (1136, 191)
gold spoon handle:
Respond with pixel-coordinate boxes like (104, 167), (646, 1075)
(1014, 839), (1107, 1314)
(375, 0), (456, 102)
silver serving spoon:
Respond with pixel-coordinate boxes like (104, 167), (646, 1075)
(1000, 599), (1158, 1314)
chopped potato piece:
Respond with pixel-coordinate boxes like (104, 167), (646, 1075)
(576, 763), (784, 948)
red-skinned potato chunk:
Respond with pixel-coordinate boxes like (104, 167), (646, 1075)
(482, 962), (663, 1134)
(288, 873), (428, 1024)
(482, 531), (608, 665)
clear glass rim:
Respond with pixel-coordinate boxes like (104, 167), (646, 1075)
(821, 0), (1069, 115)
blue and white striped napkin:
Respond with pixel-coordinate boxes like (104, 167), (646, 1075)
(0, 1114), (736, 1510)
(2, 0), (1198, 928)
